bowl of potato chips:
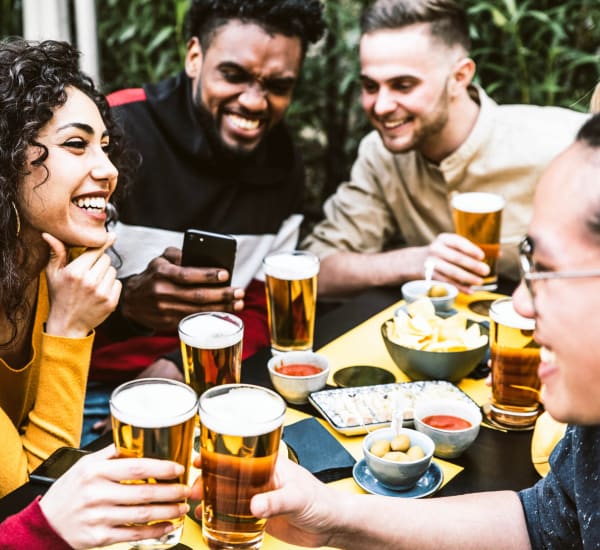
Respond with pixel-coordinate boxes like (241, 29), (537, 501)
(381, 297), (489, 383)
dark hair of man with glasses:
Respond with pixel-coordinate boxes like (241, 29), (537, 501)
(190, 113), (600, 549)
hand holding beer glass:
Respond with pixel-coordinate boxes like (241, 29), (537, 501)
(489, 298), (541, 429)
(451, 192), (505, 291)
(263, 250), (319, 354)
(109, 378), (198, 549)
(198, 384), (286, 549)
(178, 311), (244, 397)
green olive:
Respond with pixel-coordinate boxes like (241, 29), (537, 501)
(370, 439), (391, 458)
(390, 434), (411, 452)
(382, 451), (409, 463)
(406, 445), (426, 460)
(427, 284), (449, 298)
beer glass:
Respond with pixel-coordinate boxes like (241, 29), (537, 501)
(263, 250), (319, 354)
(489, 298), (541, 429)
(198, 384), (286, 550)
(178, 312), (244, 397)
(109, 378), (198, 549)
(451, 192), (505, 291)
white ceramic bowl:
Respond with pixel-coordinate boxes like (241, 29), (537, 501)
(267, 351), (330, 405)
(401, 280), (458, 312)
(413, 399), (482, 459)
(362, 427), (434, 490)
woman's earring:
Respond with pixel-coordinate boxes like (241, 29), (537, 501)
(11, 201), (21, 237)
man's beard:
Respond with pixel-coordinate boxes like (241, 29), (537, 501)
(412, 91), (450, 151)
(194, 99), (261, 162)
(378, 82), (451, 156)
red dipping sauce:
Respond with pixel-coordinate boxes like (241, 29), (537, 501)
(275, 363), (322, 376)
(422, 414), (472, 431)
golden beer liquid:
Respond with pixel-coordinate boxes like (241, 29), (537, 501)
(178, 312), (244, 397)
(199, 385), (285, 550)
(452, 193), (503, 288)
(264, 274), (317, 352)
(489, 301), (541, 428)
(200, 425), (282, 549)
(181, 340), (242, 396)
(110, 380), (198, 548)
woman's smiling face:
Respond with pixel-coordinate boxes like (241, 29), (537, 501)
(19, 86), (118, 248)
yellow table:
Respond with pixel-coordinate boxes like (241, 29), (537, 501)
(104, 291), (501, 550)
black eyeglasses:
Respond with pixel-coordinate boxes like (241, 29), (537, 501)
(519, 236), (600, 298)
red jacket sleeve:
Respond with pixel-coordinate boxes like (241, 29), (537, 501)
(0, 497), (71, 550)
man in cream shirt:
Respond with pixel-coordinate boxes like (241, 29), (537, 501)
(303, 0), (587, 297)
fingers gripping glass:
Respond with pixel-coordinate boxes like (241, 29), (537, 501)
(519, 236), (600, 298)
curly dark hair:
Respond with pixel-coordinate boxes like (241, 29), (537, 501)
(0, 38), (131, 344)
(185, 0), (326, 55)
(360, 0), (471, 52)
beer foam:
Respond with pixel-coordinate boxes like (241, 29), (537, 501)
(200, 386), (285, 437)
(451, 192), (505, 213)
(264, 253), (319, 280)
(110, 381), (198, 428)
(490, 299), (535, 330)
(178, 313), (243, 349)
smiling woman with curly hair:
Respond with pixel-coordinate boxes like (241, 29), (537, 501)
(0, 37), (197, 550)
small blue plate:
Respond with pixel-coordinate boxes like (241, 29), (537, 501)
(352, 459), (443, 498)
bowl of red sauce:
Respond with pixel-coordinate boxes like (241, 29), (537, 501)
(267, 351), (330, 405)
(413, 399), (482, 458)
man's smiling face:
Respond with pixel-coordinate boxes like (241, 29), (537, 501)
(359, 24), (456, 157)
(186, 20), (302, 156)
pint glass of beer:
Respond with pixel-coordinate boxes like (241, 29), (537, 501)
(109, 378), (198, 549)
(198, 384), (286, 550)
(178, 312), (244, 397)
(489, 298), (541, 429)
(263, 250), (319, 354)
(451, 192), (505, 291)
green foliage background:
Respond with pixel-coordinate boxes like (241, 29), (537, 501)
(2, 0), (599, 223)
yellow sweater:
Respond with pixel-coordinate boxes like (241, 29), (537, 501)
(0, 274), (94, 496)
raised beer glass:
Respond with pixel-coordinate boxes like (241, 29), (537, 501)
(109, 378), (198, 549)
(489, 298), (541, 429)
(198, 384), (286, 550)
(451, 192), (505, 291)
(263, 250), (319, 354)
(178, 312), (244, 397)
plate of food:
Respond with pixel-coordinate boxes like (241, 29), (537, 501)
(308, 380), (478, 436)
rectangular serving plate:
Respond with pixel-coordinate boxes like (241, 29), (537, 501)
(308, 380), (478, 436)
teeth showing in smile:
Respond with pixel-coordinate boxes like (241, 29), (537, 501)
(540, 346), (555, 365)
(74, 197), (106, 212)
(228, 113), (260, 131)
(383, 117), (410, 129)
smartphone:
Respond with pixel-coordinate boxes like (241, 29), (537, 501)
(181, 229), (237, 287)
(29, 446), (89, 485)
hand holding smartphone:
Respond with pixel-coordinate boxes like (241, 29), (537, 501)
(181, 229), (237, 287)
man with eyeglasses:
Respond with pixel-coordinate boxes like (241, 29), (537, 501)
(201, 112), (600, 549)
(302, 0), (587, 298)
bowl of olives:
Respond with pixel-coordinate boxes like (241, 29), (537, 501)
(362, 427), (434, 490)
(401, 280), (458, 313)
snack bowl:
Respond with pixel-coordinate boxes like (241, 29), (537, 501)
(401, 280), (458, 312)
(362, 427), (434, 490)
(413, 399), (482, 459)
(267, 351), (330, 405)
(380, 319), (489, 383)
